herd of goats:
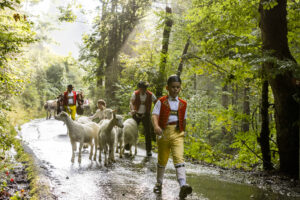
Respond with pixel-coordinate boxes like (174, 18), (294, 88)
(43, 97), (139, 166)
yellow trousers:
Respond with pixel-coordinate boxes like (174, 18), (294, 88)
(157, 125), (185, 166)
(64, 105), (76, 120)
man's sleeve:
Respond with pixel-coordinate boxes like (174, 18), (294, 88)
(89, 109), (99, 120)
(152, 100), (161, 116)
(130, 92), (136, 101)
(152, 93), (157, 102)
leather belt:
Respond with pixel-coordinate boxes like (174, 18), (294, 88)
(168, 121), (178, 125)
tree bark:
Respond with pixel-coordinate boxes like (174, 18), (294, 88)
(242, 83), (250, 132)
(222, 84), (229, 135)
(96, 0), (108, 87)
(155, 6), (173, 98)
(259, 0), (299, 178)
(177, 37), (190, 77)
(259, 79), (273, 170)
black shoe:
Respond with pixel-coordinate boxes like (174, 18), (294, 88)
(179, 184), (192, 199)
(147, 152), (152, 157)
(153, 182), (162, 193)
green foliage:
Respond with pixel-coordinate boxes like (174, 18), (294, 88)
(45, 64), (64, 92)
(230, 131), (261, 169)
(58, 5), (77, 23)
(0, 0), (20, 10)
(0, 1), (35, 151)
(261, 0), (278, 10)
(287, 0), (300, 63)
(79, 0), (152, 103)
(0, 123), (16, 151)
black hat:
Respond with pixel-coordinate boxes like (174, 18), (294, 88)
(67, 84), (73, 89)
(138, 81), (149, 88)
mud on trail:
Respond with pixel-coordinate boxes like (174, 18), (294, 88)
(18, 119), (300, 200)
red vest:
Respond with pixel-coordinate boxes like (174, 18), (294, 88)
(158, 96), (187, 132)
(63, 91), (77, 105)
(133, 90), (153, 114)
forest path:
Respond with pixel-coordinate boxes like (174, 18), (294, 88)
(19, 118), (298, 200)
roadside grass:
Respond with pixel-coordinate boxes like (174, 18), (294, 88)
(14, 136), (54, 200)
(0, 103), (50, 199)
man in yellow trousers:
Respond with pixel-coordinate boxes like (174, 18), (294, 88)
(152, 75), (192, 199)
(63, 84), (77, 120)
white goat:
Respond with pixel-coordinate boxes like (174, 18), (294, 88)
(98, 112), (123, 165)
(44, 99), (57, 120)
(77, 116), (91, 124)
(115, 126), (123, 156)
(115, 115), (124, 157)
(104, 108), (113, 120)
(55, 111), (99, 163)
(121, 118), (138, 157)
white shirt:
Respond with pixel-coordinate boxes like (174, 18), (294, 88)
(131, 92), (157, 114)
(152, 96), (187, 123)
(89, 109), (105, 121)
(68, 92), (74, 105)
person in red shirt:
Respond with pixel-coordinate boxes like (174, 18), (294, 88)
(63, 84), (77, 120)
(130, 81), (157, 156)
(152, 75), (192, 199)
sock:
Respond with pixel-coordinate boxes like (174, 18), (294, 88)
(178, 178), (186, 187)
(157, 164), (165, 184)
(175, 163), (186, 187)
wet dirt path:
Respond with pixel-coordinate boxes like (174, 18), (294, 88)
(19, 119), (300, 200)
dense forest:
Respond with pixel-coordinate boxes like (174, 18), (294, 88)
(1, 0), (299, 182)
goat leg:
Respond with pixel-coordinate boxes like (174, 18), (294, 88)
(119, 140), (123, 158)
(98, 148), (102, 163)
(116, 143), (119, 153)
(121, 147), (124, 158)
(78, 142), (83, 163)
(71, 141), (76, 163)
(89, 142), (94, 160)
(104, 147), (108, 166)
(109, 144), (115, 163)
(93, 137), (97, 161)
(129, 145), (132, 156)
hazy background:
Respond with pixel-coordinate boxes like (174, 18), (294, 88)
(24, 0), (101, 58)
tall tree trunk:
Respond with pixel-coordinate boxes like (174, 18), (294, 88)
(259, 0), (299, 178)
(177, 37), (190, 77)
(155, 6), (173, 98)
(242, 82), (250, 132)
(96, 0), (109, 87)
(105, 0), (119, 103)
(222, 84), (229, 135)
(259, 79), (273, 170)
(231, 84), (239, 135)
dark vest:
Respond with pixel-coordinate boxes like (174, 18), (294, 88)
(63, 91), (77, 106)
(133, 90), (153, 114)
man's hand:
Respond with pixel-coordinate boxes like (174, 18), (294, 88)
(130, 110), (137, 116)
(154, 125), (163, 136)
(152, 114), (162, 136)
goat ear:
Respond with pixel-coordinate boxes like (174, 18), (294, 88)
(112, 110), (117, 114)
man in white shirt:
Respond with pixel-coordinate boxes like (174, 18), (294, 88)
(89, 99), (107, 122)
(130, 81), (157, 156)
